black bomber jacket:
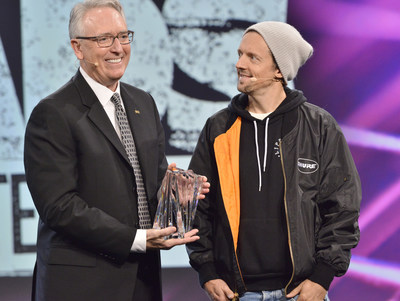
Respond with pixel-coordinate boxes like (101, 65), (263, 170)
(187, 88), (362, 296)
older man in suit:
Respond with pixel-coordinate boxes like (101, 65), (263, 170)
(23, 1), (208, 300)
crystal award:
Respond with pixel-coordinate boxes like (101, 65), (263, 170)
(153, 168), (203, 238)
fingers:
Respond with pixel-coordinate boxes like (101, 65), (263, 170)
(198, 189), (210, 199)
(286, 281), (303, 298)
(184, 228), (199, 238)
(166, 228), (200, 246)
(167, 162), (177, 170)
(198, 176), (210, 199)
(171, 235), (200, 246)
(204, 279), (234, 301)
(145, 227), (175, 249)
(222, 287), (235, 300)
(162, 235), (200, 249)
(201, 178), (210, 189)
(146, 227), (199, 250)
(148, 226), (176, 239)
(287, 279), (327, 301)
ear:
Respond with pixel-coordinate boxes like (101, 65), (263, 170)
(275, 68), (283, 79)
(70, 39), (84, 60)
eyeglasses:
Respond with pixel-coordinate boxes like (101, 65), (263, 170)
(75, 30), (134, 48)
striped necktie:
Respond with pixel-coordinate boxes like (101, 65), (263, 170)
(111, 93), (152, 229)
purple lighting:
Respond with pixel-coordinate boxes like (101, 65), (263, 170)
(288, 0), (400, 299)
(290, 1), (400, 40)
(345, 72), (400, 130)
(348, 256), (400, 287)
(358, 177), (400, 231)
(341, 125), (400, 153)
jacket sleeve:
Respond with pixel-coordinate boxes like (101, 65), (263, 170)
(186, 119), (221, 286)
(310, 117), (362, 290)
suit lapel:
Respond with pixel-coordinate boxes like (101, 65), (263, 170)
(120, 85), (152, 189)
(72, 71), (131, 166)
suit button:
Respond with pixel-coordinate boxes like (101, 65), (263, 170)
(135, 222), (140, 228)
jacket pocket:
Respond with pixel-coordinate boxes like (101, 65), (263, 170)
(47, 246), (97, 267)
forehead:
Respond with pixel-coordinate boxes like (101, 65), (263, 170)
(82, 7), (127, 34)
(238, 31), (270, 54)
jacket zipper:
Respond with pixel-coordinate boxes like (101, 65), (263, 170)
(233, 249), (247, 298)
(279, 139), (295, 295)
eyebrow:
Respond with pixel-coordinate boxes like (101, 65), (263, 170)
(238, 49), (260, 58)
(95, 30), (129, 36)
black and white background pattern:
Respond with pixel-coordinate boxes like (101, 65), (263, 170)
(0, 0), (286, 275)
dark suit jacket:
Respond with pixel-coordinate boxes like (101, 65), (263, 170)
(24, 70), (168, 300)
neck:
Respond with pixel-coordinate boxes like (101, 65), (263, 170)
(247, 85), (286, 114)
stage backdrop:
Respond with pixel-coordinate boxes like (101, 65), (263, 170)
(0, 0), (287, 274)
(287, 0), (400, 299)
(1, 0), (400, 300)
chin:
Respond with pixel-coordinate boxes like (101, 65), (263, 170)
(108, 71), (124, 81)
(237, 84), (246, 93)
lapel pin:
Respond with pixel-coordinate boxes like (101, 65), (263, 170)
(134, 110), (140, 114)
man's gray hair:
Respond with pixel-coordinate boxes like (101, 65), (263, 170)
(69, 0), (126, 39)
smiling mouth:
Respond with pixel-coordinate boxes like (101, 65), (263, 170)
(238, 74), (252, 81)
(106, 58), (122, 63)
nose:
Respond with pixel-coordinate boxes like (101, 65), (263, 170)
(110, 37), (124, 53)
(236, 55), (246, 70)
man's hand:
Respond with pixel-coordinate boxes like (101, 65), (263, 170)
(167, 163), (177, 171)
(286, 279), (327, 301)
(204, 279), (235, 301)
(146, 227), (199, 250)
(198, 175), (210, 199)
(168, 163), (210, 199)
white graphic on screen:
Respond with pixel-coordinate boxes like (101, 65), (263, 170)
(0, 0), (287, 275)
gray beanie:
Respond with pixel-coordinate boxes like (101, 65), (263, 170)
(244, 21), (313, 83)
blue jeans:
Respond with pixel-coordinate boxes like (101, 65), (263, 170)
(240, 289), (330, 301)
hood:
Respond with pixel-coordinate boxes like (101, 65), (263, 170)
(228, 87), (307, 191)
(228, 87), (307, 122)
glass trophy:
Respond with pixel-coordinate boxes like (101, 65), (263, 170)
(153, 168), (203, 238)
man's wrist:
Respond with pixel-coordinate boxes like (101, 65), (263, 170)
(130, 229), (147, 253)
(308, 261), (336, 291)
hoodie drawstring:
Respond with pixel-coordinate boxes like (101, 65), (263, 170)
(253, 118), (269, 191)
(253, 121), (262, 192)
(263, 118), (269, 172)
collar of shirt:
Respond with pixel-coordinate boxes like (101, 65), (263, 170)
(249, 111), (271, 120)
(79, 67), (125, 110)
(79, 67), (125, 138)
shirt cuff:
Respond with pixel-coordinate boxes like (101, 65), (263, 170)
(130, 229), (146, 253)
